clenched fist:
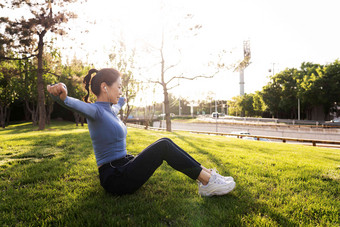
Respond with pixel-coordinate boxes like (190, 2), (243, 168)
(47, 83), (67, 101)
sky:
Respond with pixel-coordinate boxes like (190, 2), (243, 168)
(4, 0), (340, 105)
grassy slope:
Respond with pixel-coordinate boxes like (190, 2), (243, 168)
(0, 121), (339, 226)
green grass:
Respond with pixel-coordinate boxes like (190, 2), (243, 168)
(1, 121), (339, 226)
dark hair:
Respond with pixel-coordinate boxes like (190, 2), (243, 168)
(83, 68), (121, 103)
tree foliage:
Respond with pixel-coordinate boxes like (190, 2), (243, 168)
(1, 0), (78, 130)
(0, 60), (19, 127)
(231, 60), (340, 120)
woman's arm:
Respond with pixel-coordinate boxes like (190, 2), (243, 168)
(47, 83), (97, 120)
(111, 97), (126, 115)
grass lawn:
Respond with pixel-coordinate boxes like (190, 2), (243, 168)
(0, 121), (339, 226)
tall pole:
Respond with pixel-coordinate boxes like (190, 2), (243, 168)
(298, 98), (300, 120)
(239, 68), (245, 96)
(162, 102), (165, 120)
(178, 98), (181, 116)
(190, 103), (194, 117)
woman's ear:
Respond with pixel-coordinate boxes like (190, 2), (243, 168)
(101, 82), (108, 93)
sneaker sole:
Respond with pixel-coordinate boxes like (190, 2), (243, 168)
(200, 181), (236, 197)
(213, 181), (236, 195)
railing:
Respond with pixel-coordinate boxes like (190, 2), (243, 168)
(126, 123), (340, 147)
(198, 117), (340, 129)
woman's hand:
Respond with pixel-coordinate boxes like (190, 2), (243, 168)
(47, 83), (67, 101)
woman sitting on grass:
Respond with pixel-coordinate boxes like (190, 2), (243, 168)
(47, 68), (235, 196)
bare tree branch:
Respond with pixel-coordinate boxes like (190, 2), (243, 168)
(164, 60), (181, 74)
(166, 70), (219, 85)
(167, 83), (180, 90)
(166, 72), (183, 85)
(148, 80), (163, 86)
(0, 54), (37, 61)
(173, 74), (214, 80)
(44, 70), (62, 78)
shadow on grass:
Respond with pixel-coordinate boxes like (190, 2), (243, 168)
(0, 127), (97, 225)
(1, 124), (168, 225)
(53, 129), (338, 226)
(0, 122), (37, 134)
(0, 120), (84, 135)
(169, 132), (296, 226)
(171, 132), (225, 167)
(0, 125), (311, 225)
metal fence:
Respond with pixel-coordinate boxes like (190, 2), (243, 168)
(127, 123), (340, 148)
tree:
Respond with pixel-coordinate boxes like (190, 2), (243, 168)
(318, 60), (340, 117)
(298, 62), (324, 119)
(276, 68), (299, 118)
(22, 59), (41, 125)
(146, 19), (226, 131)
(253, 91), (268, 117)
(58, 57), (90, 126)
(13, 44), (62, 126)
(260, 61), (339, 120)
(240, 94), (255, 117)
(0, 60), (18, 128)
(228, 96), (242, 117)
(1, 0), (78, 130)
(206, 91), (215, 115)
(109, 41), (140, 123)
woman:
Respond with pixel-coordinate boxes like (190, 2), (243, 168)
(47, 68), (235, 196)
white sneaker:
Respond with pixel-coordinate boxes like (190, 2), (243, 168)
(211, 169), (234, 182)
(198, 175), (236, 197)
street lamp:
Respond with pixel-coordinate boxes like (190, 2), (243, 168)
(268, 63), (275, 76)
(294, 86), (300, 120)
(298, 97), (300, 121)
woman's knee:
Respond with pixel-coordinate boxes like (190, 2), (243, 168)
(158, 137), (173, 144)
(156, 138), (176, 150)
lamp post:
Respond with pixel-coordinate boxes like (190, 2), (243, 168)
(294, 86), (300, 120)
(298, 98), (300, 120)
(268, 63), (275, 76)
(215, 100), (217, 113)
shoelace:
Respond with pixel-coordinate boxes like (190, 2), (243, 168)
(198, 176), (221, 187)
(211, 168), (223, 176)
(210, 175), (227, 185)
(211, 169), (233, 180)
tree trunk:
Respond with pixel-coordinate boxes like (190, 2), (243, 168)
(80, 116), (85, 126)
(0, 105), (5, 128)
(37, 31), (47, 130)
(160, 44), (171, 132)
(46, 102), (53, 125)
(33, 105), (39, 126)
(23, 63), (30, 121)
(143, 106), (148, 129)
(24, 105), (30, 121)
(74, 112), (80, 126)
(148, 104), (155, 127)
(6, 106), (10, 127)
(123, 103), (134, 124)
(119, 109), (124, 122)
(25, 100), (38, 126)
(163, 84), (171, 132)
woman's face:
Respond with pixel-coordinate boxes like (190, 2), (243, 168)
(107, 77), (122, 104)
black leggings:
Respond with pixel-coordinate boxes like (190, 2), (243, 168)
(99, 138), (202, 195)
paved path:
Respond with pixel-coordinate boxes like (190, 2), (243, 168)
(153, 120), (340, 141)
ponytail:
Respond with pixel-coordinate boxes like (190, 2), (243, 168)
(83, 68), (120, 102)
(83, 69), (98, 103)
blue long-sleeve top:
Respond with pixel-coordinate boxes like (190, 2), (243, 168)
(52, 94), (127, 167)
